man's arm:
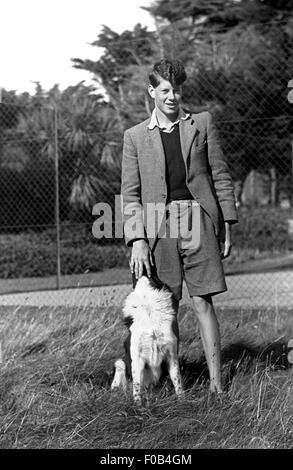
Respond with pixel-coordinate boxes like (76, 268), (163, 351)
(121, 129), (146, 245)
(206, 111), (238, 225)
(121, 129), (152, 277)
(205, 112), (237, 258)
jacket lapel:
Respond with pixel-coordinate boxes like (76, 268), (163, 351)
(146, 115), (198, 175)
(147, 126), (166, 176)
(179, 116), (198, 164)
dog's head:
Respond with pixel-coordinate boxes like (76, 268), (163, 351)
(123, 273), (175, 327)
(132, 265), (167, 291)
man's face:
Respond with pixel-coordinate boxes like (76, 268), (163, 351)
(148, 78), (182, 118)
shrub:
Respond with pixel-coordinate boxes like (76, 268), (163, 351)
(232, 205), (293, 252)
(0, 205), (292, 278)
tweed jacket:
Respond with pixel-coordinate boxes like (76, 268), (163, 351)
(121, 111), (238, 249)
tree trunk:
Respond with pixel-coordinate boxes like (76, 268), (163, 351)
(291, 139), (293, 204)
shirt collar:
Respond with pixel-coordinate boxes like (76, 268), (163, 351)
(148, 107), (190, 133)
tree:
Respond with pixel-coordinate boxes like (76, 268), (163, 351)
(142, 0), (293, 195)
(0, 82), (124, 228)
(72, 24), (158, 129)
(143, 0), (293, 27)
(58, 84), (122, 215)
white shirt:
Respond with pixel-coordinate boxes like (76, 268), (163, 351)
(148, 107), (190, 133)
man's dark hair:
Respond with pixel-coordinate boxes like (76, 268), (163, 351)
(149, 59), (187, 88)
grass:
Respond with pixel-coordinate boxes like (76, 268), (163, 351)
(0, 302), (292, 449)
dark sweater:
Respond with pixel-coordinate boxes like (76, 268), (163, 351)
(160, 124), (193, 202)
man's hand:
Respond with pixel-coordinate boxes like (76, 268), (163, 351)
(221, 222), (233, 259)
(130, 239), (153, 279)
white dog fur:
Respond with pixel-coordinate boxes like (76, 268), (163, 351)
(111, 275), (183, 404)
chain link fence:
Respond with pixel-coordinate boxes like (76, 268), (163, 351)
(0, 19), (293, 307)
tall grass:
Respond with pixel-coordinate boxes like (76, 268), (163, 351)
(0, 303), (292, 449)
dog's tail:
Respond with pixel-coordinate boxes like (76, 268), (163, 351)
(111, 359), (128, 392)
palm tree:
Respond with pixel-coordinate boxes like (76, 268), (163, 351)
(57, 84), (122, 215)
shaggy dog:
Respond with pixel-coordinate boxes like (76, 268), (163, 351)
(111, 272), (183, 404)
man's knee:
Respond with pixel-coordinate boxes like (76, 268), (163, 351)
(191, 295), (213, 316)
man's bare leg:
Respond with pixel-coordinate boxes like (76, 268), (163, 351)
(191, 294), (222, 393)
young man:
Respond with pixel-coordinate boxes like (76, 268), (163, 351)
(121, 59), (238, 394)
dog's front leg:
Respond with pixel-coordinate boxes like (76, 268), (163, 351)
(167, 352), (183, 397)
(129, 333), (142, 404)
(131, 356), (145, 404)
(130, 336), (145, 404)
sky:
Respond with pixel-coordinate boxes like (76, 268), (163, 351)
(0, 0), (155, 94)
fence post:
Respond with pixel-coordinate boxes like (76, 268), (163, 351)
(269, 166), (277, 206)
(54, 106), (61, 289)
(289, 139), (293, 205)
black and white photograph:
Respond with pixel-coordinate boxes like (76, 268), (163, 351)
(0, 0), (293, 455)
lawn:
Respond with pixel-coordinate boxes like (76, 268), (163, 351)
(0, 302), (292, 449)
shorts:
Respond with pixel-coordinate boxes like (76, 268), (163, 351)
(152, 200), (227, 301)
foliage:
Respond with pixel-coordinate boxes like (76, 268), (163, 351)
(72, 0), (293, 186)
(0, 225), (129, 279)
(144, 0), (293, 26)
(0, 83), (123, 227)
(147, 1), (293, 184)
(72, 24), (158, 128)
(57, 85), (122, 213)
(0, 205), (292, 279)
(236, 205), (293, 247)
(180, 23), (293, 181)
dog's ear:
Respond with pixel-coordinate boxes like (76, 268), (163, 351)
(132, 272), (137, 289)
(132, 265), (150, 289)
(123, 316), (133, 328)
(149, 265), (169, 290)
(132, 264), (168, 290)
